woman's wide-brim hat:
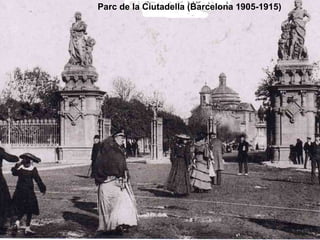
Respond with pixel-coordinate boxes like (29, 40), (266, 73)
(19, 153), (41, 163)
(175, 134), (190, 140)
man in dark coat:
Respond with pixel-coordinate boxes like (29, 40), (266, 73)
(310, 135), (320, 184)
(237, 135), (249, 176)
(304, 137), (312, 169)
(90, 135), (100, 178)
(209, 133), (224, 185)
(0, 147), (19, 234)
(295, 138), (303, 164)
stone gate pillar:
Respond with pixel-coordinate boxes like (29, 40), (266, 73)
(269, 1), (319, 162)
(58, 12), (106, 162)
(150, 117), (163, 160)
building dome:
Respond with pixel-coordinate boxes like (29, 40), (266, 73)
(211, 73), (241, 105)
(200, 84), (211, 94)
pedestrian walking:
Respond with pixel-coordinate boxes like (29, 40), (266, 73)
(11, 153), (46, 236)
(126, 141), (132, 157)
(94, 131), (137, 234)
(132, 140), (138, 157)
(295, 138), (303, 164)
(90, 135), (101, 178)
(0, 147), (19, 235)
(303, 137), (312, 169)
(310, 135), (320, 184)
(289, 144), (297, 164)
(237, 135), (249, 176)
(166, 134), (191, 196)
(208, 132), (224, 185)
(190, 133), (211, 192)
(265, 145), (274, 162)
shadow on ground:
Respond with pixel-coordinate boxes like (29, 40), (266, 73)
(75, 175), (91, 179)
(70, 196), (98, 215)
(261, 177), (313, 185)
(138, 187), (176, 197)
(63, 211), (98, 231)
(224, 151), (267, 164)
(247, 217), (320, 237)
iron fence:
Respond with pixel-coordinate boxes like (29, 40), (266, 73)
(0, 119), (60, 146)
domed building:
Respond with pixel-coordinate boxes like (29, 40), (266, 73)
(197, 73), (265, 147)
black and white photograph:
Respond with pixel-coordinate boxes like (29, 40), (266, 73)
(0, 0), (320, 238)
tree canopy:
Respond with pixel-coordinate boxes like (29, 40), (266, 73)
(102, 97), (152, 138)
(111, 77), (137, 101)
(102, 97), (189, 146)
(255, 66), (276, 104)
(188, 105), (211, 136)
(0, 67), (61, 119)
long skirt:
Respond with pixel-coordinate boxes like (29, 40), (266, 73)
(190, 159), (212, 190)
(0, 170), (11, 226)
(12, 187), (40, 216)
(97, 179), (138, 232)
(166, 157), (190, 195)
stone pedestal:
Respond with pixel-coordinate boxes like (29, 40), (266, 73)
(255, 121), (267, 149)
(270, 60), (318, 161)
(149, 117), (163, 162)
(59, 65), (106, 162)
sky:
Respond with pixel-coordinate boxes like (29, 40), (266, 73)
(1, 0), (320, 118)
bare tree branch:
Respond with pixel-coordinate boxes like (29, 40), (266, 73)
(112, 77), (136, 101)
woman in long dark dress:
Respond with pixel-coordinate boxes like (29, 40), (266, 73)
(11, 153), (46, 235)
(166, 134), (191, 196)
(0, 147), (19, 234)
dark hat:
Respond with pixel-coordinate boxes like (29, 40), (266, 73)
(175, 134), (190, 140)
(94, 135), (100, 139)
(195, 132), (207, 142)
(19, 153), (41, 163)
(112, 130), (125, 138)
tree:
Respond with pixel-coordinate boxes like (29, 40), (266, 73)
(102, 97), (189, 148)
(217, 125), (243, 143)
(2, 67), (60, 104)
(158, 110), (189, 151)
(112, 77), (136, 101)
(0, 67), (61, 119)
(102, 97), (152, 138)
(188, 105), (211, 137)
(255, 65), (276, 104)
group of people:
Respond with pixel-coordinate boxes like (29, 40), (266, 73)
(0, 150), (46, 236)
(289, 136), (320, 184)
(165, 132), (225, 196)
(289, 137), (312, 168)
(126, 140), (139, 157)
(287, 136), (320, 184)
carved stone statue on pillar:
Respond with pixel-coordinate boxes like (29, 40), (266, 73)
(269, 0), (318, 162)
(278, 0), (310, 61)
(59, 12), (107, 162)
(62, 12), (98, 90)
